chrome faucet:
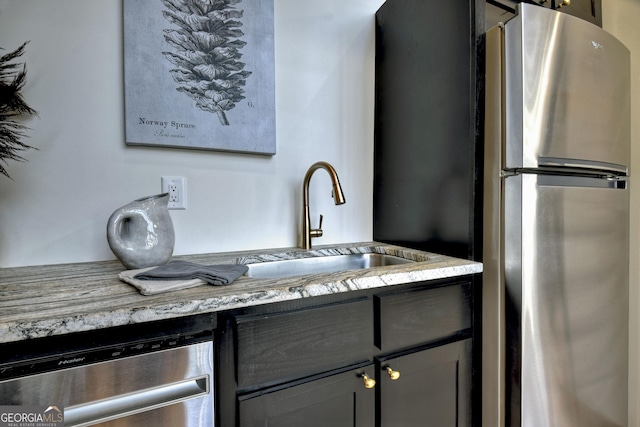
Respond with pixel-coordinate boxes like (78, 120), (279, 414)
(301, 161), (346, 249)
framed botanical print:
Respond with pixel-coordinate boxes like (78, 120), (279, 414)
(123, 0), (276, 154)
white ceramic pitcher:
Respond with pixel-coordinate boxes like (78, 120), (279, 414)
(107, 193), (175, 269)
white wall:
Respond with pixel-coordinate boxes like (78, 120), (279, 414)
(603, 1), (640, 425)
(0, 0), (385, 268)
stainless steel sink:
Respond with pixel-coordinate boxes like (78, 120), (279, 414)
(243, 253), (416, 279)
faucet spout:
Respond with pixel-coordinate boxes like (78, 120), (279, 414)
(301, 161), (346, 249)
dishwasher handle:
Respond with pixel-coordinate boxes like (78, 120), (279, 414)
(64, 375), (209, 427)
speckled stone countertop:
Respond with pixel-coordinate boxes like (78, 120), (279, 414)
(0, 242), (482, 344)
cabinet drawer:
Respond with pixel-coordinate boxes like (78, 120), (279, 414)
(234, 298), (373, 389)
(376, 281), (471, 351)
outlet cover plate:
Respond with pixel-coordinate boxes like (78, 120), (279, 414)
(161, 176), (187, 210)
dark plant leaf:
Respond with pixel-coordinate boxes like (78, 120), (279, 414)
(0, 41), (37, 179)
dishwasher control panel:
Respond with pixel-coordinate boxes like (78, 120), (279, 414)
(0, 329), (213, 381)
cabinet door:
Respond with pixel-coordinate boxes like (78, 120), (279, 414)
(238, 366), (375, 427)
(378, 339), (472, 427)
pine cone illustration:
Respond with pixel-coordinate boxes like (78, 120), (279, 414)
(161, 0), (251, 126)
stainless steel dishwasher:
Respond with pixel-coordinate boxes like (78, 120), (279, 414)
(0, 334), (214, 426)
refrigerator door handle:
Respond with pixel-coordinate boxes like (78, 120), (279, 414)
(538, 156), (628, 176)
(505, 169), (629, 188)
(528, 173), (627, 189)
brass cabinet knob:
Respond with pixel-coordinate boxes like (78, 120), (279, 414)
(386, 366), (401, 381)
(557, 0), (570, 8)
(360, 373), (376, 389)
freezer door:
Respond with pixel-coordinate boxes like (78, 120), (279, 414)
(504, 173), (628, 427)
(504, 4), (630, 173)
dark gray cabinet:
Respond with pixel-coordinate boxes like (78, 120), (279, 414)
(373, 0), (482, 261)
(233, 298), (373, 390)
(238, 365), (376, 427)
(218, 278), (477, 427)
(374, 282), (473, 426)
(378, 340), (472, 426)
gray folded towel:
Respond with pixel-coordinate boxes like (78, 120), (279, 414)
(120, 268), (206, 295)
(134, 261), (248, 285)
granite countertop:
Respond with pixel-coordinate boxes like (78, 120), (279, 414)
(0, 242), (482, 344)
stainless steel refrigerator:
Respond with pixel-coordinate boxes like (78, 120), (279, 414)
(483, 4), (630, 426)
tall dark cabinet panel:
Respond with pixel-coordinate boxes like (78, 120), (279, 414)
(373, 0), (483, 261)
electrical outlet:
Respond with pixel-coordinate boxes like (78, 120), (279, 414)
(161, 176), (187, 210)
